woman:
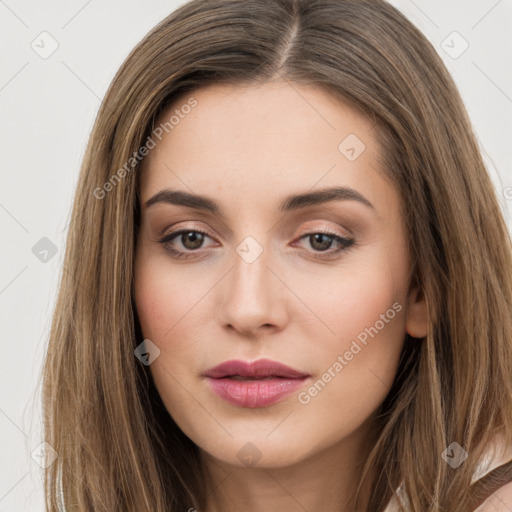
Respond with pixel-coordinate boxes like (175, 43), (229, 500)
(42, 0), (512, 510)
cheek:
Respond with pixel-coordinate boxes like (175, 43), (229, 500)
(293, 238), (409, 422)
(134, 251), (202, 345)
(133, 252), (214, 405)
(302, 251), (406, 349)
(134, 266), (169, 343)
(134, 259), (200, 423)
(291, 274), (406, 450)
(309, 269), (405, 385)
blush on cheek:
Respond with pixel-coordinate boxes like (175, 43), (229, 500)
(135, 255), (177, 334)
(323, 278), (398, 339)
(135, 271), (167, 343)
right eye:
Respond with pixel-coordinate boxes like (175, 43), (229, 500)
(159, 229), (217, 259)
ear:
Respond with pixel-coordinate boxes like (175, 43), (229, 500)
(405, 282), (429, 338)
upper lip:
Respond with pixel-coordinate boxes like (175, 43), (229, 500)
(203, 358), (309, 379)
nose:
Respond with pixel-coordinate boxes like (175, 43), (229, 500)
(218, 242), (289, 338)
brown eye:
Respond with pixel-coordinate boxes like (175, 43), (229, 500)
(179, 231), (206, 250)
(159, 229), (215, 259)
(309, 233), (335, 251)
(159, 228), (355, 261)
(296, 231), (355, 259)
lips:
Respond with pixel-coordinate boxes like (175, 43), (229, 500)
(203, 358), (309, 379)
(203, 358), (310, 408)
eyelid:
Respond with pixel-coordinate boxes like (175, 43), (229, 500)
(295, 223), (352, 239)
(159, 221), (351, 244)
(159, 222), (217, 240)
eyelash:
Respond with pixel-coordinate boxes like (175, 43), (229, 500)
(158, 227), (355, 260)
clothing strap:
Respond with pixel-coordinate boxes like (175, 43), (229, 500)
(467, 459), (512, 510)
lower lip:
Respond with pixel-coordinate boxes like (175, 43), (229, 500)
(205, 376), (308, 408)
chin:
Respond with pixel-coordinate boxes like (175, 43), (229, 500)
(197, 432), (315, 470)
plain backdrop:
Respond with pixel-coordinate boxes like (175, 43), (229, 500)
(1, 0), (511, 509)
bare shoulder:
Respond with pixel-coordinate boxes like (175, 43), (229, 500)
(474, 480), (512, 511)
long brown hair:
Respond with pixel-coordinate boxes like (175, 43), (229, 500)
(41, 0), (512, 510)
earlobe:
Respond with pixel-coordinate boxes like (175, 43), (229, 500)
(405, 285), (429, 339)
(405, 327), (416, 338)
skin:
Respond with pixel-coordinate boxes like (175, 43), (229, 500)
(478, 483), (512, 511)
(134, 79), (428, 511)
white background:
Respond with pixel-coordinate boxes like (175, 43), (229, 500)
(1, 0), (511, 509)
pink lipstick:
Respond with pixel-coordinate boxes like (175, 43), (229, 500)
(203, 358), (309, 408)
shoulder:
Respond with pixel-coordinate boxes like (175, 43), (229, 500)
(471, 433), (512, 511)
(474, 479), (512, 511)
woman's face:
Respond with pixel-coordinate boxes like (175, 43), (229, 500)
(134, 80), (427, 469)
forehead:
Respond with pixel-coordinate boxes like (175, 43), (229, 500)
(138, 80), (394, 217)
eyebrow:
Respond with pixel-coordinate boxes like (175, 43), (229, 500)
(144, 186), (375, 215)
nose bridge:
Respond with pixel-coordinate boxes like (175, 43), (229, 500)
(220, 233), (287, 334)
(232, 234), (273, 307)
(233, 235), (270, 295)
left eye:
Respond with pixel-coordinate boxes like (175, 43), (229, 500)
(159, 229), (354, 259)
(295, 232), (355, 257)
